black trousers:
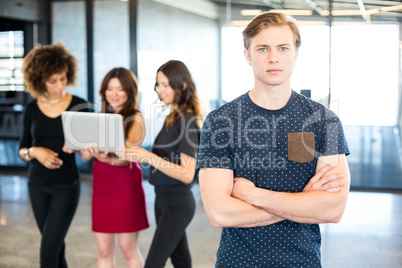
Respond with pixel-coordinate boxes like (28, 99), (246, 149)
(145, 186), (196, 268)
(28, 180), (80, 268)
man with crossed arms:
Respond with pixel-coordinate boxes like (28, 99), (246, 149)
(197, 12), (350, 268)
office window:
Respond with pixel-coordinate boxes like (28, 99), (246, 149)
(52, 1), (88, 101)
(0, 31), (24, 92)
(221, 26), (253, 102)
(292, 26), (330, 103)
(331, 24), (399, 126)
(93, 0), (130, 106)
(221, 24), (399, 126)
(0, 30), (26, 167)
(221, 25), (330, 103)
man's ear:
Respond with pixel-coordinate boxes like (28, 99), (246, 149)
(294, 47), (299, 63)
(244, 48), (252, 66)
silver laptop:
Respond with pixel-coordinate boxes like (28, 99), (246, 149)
(61, 111), (125, 153)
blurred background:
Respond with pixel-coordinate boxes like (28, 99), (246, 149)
(0, 0), (401, 189)
(0, 1), (402, 267)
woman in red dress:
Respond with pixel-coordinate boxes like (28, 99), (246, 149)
(85, 67), (149, 267)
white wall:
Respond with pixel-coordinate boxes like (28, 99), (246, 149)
(137, 0), (220, 146)
(52, 1), (88, 101)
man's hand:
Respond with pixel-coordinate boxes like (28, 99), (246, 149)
(303, 164), (345, 193)
(232, 178), (256, 202)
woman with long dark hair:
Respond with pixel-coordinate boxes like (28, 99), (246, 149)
(119, 60), (202, 268)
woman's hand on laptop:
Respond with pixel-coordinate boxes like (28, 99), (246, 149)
(84, 143), (109, 162)
(62, 143), (92, 161)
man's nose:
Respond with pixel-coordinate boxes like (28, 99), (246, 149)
(268, 52), (279, 63)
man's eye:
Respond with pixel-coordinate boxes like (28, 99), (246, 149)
(279, 47), (288, 51)
(258, 48), (268, 52)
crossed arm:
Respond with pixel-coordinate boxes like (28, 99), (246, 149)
(199, 154), (350, 228)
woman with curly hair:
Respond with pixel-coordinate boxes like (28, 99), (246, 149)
(18, 42), (92, 268)
(118, 60), (202, 268)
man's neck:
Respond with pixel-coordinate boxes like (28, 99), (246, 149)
(248, 85), (292, 110)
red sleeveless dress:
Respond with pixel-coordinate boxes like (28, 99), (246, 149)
(92, 159), (149, 233)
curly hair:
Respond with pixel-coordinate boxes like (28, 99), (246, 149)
(99, 67), (139, 138)
(155, 60), (202, 128)
(22, 42), (77, 98)
(242, 12), (301, 50)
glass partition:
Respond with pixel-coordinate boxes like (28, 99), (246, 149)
(0, 30), (26, 167)
(52, 1), (88, 101)
(220, 22), (399, 126)
(93, 0), (130, 107)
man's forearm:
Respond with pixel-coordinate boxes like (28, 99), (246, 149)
(232, 156), (350, 224)
(246, 188), (348, 224)
(200, 168), (284, 228)
(205, 194), (284, 228)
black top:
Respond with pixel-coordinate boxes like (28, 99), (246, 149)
(150, 114), (200, 188)
(19, 95), (92, 183)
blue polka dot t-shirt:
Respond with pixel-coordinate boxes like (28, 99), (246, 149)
(197, 90), (350, 268)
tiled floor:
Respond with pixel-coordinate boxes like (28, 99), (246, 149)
(1, 172), (402, 268)
(0, 171), (221, 268)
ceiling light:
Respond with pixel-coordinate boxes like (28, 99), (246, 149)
(297, 21), (327, 26)
(240, 9), (262, 16)
(231, 20), (251, 26)
(332, 21), (370, 26)
(268, 10), (313, 16)
(378, 4), (402, 13)
(320, 10), (363, 16)
(320, 5), (402, 17)
(333, 9), (363, 16)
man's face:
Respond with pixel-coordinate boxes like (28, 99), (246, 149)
(244, 25), (298, 89)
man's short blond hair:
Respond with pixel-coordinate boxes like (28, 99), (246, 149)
(242, 12), (301, 50)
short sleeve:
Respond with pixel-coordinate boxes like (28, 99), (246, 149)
(177, 115), (200, 158)
(197, 111), (234, 170)
(317, 108), (350, 157)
